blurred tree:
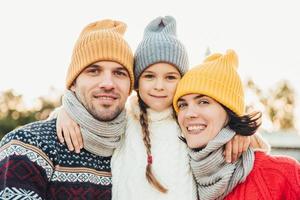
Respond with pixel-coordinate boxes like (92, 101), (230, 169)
(245, 79), (295, 131)
(0, 89), (61, 139)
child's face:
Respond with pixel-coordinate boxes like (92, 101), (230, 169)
(138, 63), (181, 112)
(177, 94), (228, 148)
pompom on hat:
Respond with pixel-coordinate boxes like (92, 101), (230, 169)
(173, 49), (245, 116)
(66, 19), (134, 91)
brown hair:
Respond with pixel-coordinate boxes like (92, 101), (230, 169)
(223, 106), (262, 136)
(137, 94), (168, 193)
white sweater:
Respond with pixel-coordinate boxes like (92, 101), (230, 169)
(112, 96), (197, 200)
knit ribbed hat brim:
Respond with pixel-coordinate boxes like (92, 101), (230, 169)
(173, 50), (245, 116)
(66, 19), (134, 90)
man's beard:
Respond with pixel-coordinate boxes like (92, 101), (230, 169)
(76, 91), (123, 122)
(88, 103), (123, 121)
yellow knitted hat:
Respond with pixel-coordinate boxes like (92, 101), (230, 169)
(173, 49), (245, 116)
(66, 19), (134, 91)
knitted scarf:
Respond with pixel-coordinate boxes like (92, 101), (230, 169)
(189, 127), (254, 200)
(62, 90), (126, 157)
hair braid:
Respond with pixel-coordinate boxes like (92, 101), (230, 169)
(137, 94), (168, 193)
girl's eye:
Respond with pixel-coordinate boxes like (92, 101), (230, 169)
(143, 74), (154, 79)
(166, 75), (178, 80)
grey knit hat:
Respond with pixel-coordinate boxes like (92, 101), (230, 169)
(134, 16), (189, 86)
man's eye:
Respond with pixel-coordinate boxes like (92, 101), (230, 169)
(86, 68), (99, 75)
(114, 70), (128, 77)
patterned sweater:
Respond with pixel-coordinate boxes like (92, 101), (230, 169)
(0, 119), (112, 200)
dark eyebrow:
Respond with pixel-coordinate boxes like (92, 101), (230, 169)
(166, 72), (181, 76)
(178, 94), (206, 103)
(194, 94), (206, 100)
(87, 64), (99, 69)
(86, 64), (128, 73)
(142, 70), (155, 74)
(177, 97), (185, 103)
(115, 67), (128, 72)
(83, 65), (99, 72)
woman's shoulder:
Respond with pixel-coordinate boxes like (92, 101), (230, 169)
(229, 152), (300, 199)
(251, 152), (300, 191)
(254, 151), (300, 169)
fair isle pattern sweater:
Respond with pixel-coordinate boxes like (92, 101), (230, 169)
(111, 96), (197, 200)
(0, 119), (112, 200)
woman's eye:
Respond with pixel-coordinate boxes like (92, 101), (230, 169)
(178, 103), (187, 110)
(198, 100), (209, 105)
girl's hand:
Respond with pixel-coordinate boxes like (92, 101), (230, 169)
(224, 135), (251, 163)
(56, 108), (83, 153)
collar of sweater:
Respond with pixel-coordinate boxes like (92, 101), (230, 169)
(127, 94), (174, 122)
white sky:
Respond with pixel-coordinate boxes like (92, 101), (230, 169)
(0, 0), (300, 130)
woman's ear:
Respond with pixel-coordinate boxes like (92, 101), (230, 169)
(224, 115), (230, 127)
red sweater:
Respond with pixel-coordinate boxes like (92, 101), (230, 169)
(225, 151), (300, 200)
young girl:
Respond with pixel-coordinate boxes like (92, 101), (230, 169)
(53, 17), (260, 199)
(173, 49), (300, 199)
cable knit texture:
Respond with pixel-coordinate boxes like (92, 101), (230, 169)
(111, 95), (197, 200)
(225, 151), (300, 199)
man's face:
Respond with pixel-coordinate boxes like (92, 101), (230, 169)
(71, 61), (131, 121)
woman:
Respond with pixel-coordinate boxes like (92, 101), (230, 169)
(173, 49), (300, 199)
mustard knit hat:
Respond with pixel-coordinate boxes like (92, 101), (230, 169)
(66, 19), (134, 90)
(173, 49), (245, 116)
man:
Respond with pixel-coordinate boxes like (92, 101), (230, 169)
(0, 19), (134, 200)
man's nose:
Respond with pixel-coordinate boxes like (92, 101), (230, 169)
(98, 72), (115, 90)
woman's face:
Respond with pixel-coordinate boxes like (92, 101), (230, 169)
(177, 94), (229, 148)
(138, 63), (181, 112)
